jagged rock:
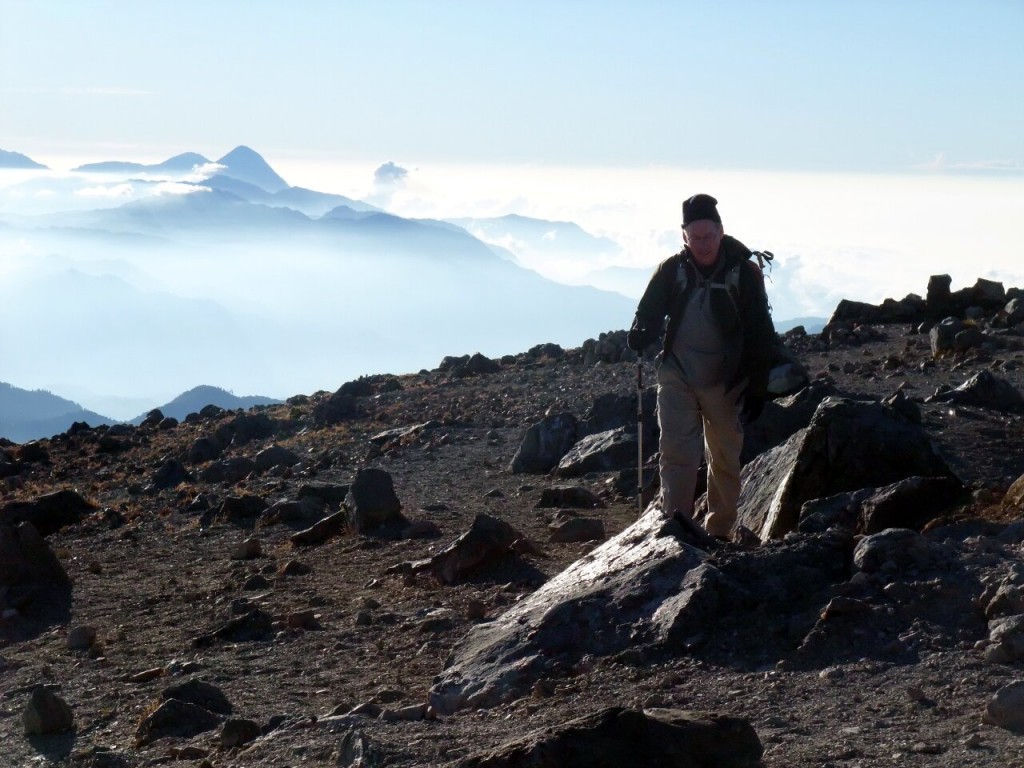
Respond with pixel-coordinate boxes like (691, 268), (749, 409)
(578, 390), (656, 442)
(969, 277), (1006, 305)
(926, 274), (953, 316)
(852, 528), (949, 574)
(767, 362), (809, 396)
(96, 435), (129, 454)
(985, 616), (1024, 664)
(230, 537), (261, 560)
(535, 486), (606, 509)
(200, 457), (257, 484)
(0, 452), (20, 479)
(1004, 473), (1024, 514)
(259, 497), (325, 528)
(151, 458), (192, 490)
(548, 514), (605, 543)
(290, 511), (347, 546)
(1006, 297), (1024, 326)
(220, 718), (261, 748)
(797, 476), (966, 534)
(346, 468), (404, 534)
(371, 421), (438, 446)
(509, 413), (578, 474)
(929, 319), (962, 357)
(457, 706), (762, 768)
(651, 563), (749, 647)
(313, 392), (357, 425)
(140, 409), (164, 428)
(135, 699), (222, 746)
(338, 378), (374, 397)
(555, 427), (636, 477)
(428, 508), (705, 713)
(985, 681), (1024, 733)
(929, 370), (1024, 412)
(67, 625), (97, 650)
(736, 397), (958, 541)
(23, 686), (74, 735)
(162, 679), (233, 715)
(404, 514), (531, 585)
(217, 495), (268, 524)
(297, 483), (350, 508)
(187, 437), (222, 464)
(16, 442), (50, 464)
(214, 412), (276, 446)
(882, 389), (921, 424)
(0, 489), (98, 536)
(0, 521), (69, 592)
(954, 325), (985, 354)
(192, 608), (274, 647)
(255, 444), (301, 472)
(403, 519), (442, 539)
(741, 379), (836, 463)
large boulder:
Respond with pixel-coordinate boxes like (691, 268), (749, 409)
(929, 370), (1024, 412)
(0, 489), (98, 536)
(0, 522), (69, 589)
(797, 476), (967, 535)
(555, 427), (637, 477)
(428, 507), (706, 714)
(736, 397), (958, 541)
(509, 413), (578, 474)
(346, 468), (404, 534)
(458, 706), (762, 768)
(741, 379), (836, 463)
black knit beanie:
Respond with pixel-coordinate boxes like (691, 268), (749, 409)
(682, 193), (721, 226)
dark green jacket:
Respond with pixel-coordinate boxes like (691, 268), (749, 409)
(631, 235), (776, 397)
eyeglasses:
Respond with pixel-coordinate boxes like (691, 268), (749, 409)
(682, 228), (720, 245)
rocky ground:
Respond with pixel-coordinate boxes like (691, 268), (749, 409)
(4, 280), (1024, 767)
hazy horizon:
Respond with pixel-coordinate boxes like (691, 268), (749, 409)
(3, 154), (1023, 421)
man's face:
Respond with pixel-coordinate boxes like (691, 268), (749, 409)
(683, 220), (724, 266)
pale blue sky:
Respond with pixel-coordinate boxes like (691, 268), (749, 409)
(2, 0), (1022, 172)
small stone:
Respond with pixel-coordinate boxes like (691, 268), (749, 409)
(231, 538), (262, 560)
(23, 686), (74, 735)
(906, 685), (927, 702)
(129, 667), (165, 683)
(466, 600), (487, 621)
(286, 610), (319, 630)
(67, 625), (97, 651)
(280, 559), (311, 576)
(220, 717), (261, 748)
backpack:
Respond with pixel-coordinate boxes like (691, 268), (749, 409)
(673, 250), (774, 314)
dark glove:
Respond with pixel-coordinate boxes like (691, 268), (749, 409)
(742, 394), (765, 423)
(626, 326), (647, 351)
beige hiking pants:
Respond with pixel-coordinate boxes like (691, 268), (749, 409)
(656, 361), (745, 537)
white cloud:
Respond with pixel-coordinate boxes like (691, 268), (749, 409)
(150, 182), (206, 197)
(75, 182), (136, 199)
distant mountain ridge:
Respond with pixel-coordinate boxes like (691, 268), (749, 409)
(0, 382), (114, 443)
(137, 385), (281, 423)
(0, 381), (283, 443)
(0, 149), (48, 169)
(0, 143), (638, 404)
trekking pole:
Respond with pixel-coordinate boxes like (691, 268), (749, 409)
(636, 355), (644, 516)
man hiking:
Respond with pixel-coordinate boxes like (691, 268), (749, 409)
(627, 193), (775, 540)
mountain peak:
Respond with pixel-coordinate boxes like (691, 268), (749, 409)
(214, 146), (288, 193)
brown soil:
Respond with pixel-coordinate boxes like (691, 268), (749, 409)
(3, 322), (1024, 767)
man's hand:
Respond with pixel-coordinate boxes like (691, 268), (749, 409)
(742, 394), (765, 422)
(626, 326), (647, 351)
